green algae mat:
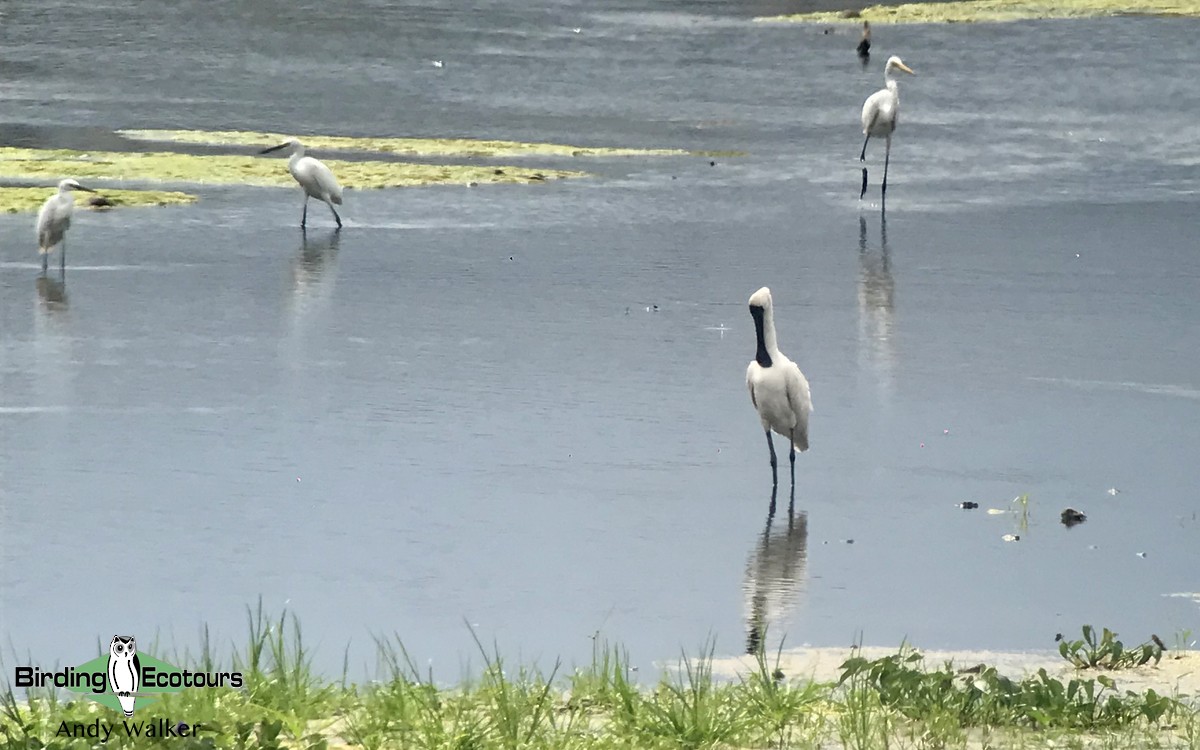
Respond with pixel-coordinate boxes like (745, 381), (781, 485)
(117, 129), (690, 158)
(759, 0), (1200, 23)
(0, 187), (196, 214)
(0, 128), (697, 212)
(0, 146), (581, 194)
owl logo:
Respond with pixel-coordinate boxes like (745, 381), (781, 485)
(107, 635), (141, 717)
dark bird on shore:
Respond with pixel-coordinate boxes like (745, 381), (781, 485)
(857, 21), (871, 61)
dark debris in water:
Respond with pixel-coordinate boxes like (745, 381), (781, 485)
(1060, 507), (1087, 528)
(958, 501), (979, 510)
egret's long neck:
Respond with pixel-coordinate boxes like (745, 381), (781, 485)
(751, 305), (779, 367)
(288, 146), (305, 168)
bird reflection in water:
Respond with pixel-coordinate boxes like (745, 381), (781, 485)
(32, 273), (74, 407)
(290, 227), (341, 316)
(36, 274), (69, 312)
(857, 214), (895, 399)
(743, 488), (809, 656)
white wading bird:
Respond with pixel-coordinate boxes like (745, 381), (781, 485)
(746, 287), (812, 491)
(859, 55), (915, 201)
(36, 178), (97, 274)
(259, 139), (343, 229)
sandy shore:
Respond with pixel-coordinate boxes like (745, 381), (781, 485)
(710, 646), (1200, 696)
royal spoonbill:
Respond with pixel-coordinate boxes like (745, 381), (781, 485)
(36, 178), (96, 274)
(746, 287), (812, 491)
(260, 139), (343, 229)
(859, 55), (915, 201)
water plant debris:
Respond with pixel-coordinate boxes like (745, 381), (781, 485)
(1061, 508), (1087, 527)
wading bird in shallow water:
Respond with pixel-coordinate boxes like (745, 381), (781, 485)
(259, 139), (343, 229)
(36, 179), (97, 274)
(746, 287), (812, 493)
(860, 55), (916, 201)
(856, 21), (871, 64)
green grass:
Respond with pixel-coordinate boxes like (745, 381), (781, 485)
(2, 607), (1196, 749)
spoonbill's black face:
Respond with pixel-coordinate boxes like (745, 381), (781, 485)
(750, 304), (772, 367)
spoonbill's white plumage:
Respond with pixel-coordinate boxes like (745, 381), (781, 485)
(36, 178), (96, 273)
(746, 287), (812, 491)
(259, 139), (343, 229)
(859, 55), (915, 200)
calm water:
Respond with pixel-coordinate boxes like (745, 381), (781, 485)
(1, 1), (1198, 676)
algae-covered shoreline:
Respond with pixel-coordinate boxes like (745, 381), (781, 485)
(0, 129), (702, 210)
(117, 128), (691, 158)
(0, 186), (196, 214)
(0, 146), (583, 192)
(759, 0), (1200, 23)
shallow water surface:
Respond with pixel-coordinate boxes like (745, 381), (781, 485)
(1, 1), (1198, 675)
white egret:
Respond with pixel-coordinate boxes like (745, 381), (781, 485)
(859, 55), (915, 200)
(36, 178), (97, 274)
(259, 139), (343, 229)
(746, 287), (812, 491)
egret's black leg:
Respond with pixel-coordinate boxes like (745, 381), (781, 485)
(765, 429), (778, 489)
(789, 431), (797, 503)
(882, 135), (892, 198)
(789, 443), (796, 486)
(327, 201), (342, 229)
(301, 196), (309, 229)
(60, 238), (66, 274)
(41, 251), (48, 274)
(859, 134), (872, 199)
